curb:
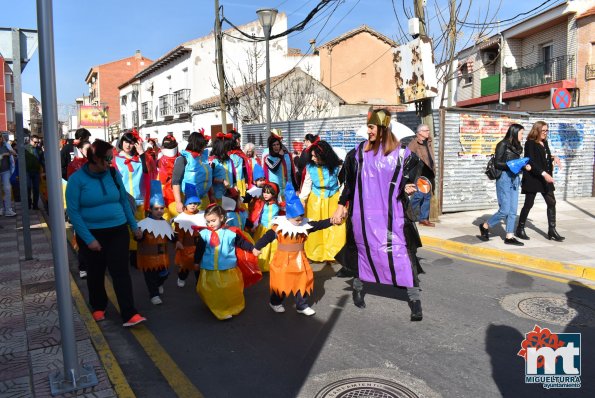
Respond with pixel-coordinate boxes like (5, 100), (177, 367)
(420, 235), (595, 282)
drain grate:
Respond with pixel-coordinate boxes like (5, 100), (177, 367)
(501, 292), (595, 327)
(315, 377), (419, 398)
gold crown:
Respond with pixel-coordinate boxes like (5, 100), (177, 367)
(367, 109), (391, 127)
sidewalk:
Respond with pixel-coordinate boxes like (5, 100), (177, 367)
(420, 197), (595, 281)
(0, 202), (128, 397)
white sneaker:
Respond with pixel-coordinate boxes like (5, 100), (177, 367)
(297, 307), (316, 316)
(79, 270), (87, 279)
(4, 208), (16, 217)
(269, 303), (285, 313)
(158, 285), (164, 295)
(150, 296), (163, 305)
(177, 278), (186, 288)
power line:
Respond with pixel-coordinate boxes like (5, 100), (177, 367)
(457, 0), (556, 27)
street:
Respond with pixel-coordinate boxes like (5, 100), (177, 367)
(69, 244), (594, 398)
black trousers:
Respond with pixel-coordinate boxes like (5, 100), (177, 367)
(518, 191), (556, 225)
(77, 224), (138, 322)
(143, 269), (168, 298)
(270, 291), (309, 310)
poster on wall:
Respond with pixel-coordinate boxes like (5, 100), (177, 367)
(79, 105), (105, 127)
(458, 114), (523, 157)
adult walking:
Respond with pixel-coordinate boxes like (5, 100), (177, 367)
(516, 121), (564, 241)
(408, 124), (435, 227)
(0, 132), (17, 217)
(479, 124), (529, 245)
(66, 140), (146, 327)
(262, 131), (297, 201)
(332, 109), (425, 321)
(172, 131), (212, 212)
(25, 134), (44, 210)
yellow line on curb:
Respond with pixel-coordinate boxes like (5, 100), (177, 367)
(103, 280), (205, 398)
(38, 217), (135, 397)
(424, 247), (595, 289)
(421, 235), (595, 281)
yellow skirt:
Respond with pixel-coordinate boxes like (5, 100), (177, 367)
(196, 267), (245, 320)
(163, 202), (179, 221)
(304, 191), (346, 262)
(252, 224), (277, 272)
(236, 179), (247, 197)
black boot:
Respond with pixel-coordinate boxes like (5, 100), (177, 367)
(352, 289), (366, 308)
(515, 222), (530, 240)
(547, 208), (565, 242)
(409, 300), (423, 321)
(479, 223), (489, 241)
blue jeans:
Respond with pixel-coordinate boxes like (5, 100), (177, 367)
(410, 190), (431, 221)
(487, 171), (520, 234)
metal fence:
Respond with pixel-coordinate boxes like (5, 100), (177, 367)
(505, 55), (575, 92)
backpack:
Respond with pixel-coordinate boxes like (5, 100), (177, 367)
(485, 154), (501, 180)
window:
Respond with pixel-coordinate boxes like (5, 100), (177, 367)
(542, 43), (553, 77)
(461, 64), (473, 85)
(182, 130), (190, 141)
(5, 74), (12, 94)
(121, 95), (128, 105)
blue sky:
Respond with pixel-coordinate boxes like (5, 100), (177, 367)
(1, 0), (557, 118)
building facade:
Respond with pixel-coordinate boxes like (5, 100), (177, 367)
(455, 0), (594, 111)
(0, 56), (14, 134)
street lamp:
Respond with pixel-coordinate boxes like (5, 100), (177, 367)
(256, 8), (278, 136)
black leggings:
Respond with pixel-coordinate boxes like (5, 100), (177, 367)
(77, 224), (138, 322)
(518, 191), (556, 224)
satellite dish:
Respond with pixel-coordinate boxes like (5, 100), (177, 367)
(503, 55), (515, 69)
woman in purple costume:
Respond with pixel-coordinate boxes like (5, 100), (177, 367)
(333, 108), (425, 321)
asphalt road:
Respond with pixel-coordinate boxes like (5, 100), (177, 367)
(70, 247), (594, 398)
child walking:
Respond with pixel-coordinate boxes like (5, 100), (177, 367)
(247, 181), (280, 272)
(253, 183), (340, 316)
(172, 184), (206, 287)
(136, 181), (175, 305)
(193, 204), (255, 320)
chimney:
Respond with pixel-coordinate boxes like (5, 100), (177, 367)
(309, 39), (316, 53)
(135, 50), (142, 60)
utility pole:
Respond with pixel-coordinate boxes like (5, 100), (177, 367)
(214, 0), (227, 133)
(446, 0), (456, 107)
(414, 0), (440, 219)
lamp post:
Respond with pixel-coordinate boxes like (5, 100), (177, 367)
(256, 8), (278, 136)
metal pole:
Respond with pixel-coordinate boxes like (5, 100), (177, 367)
(265, 30), (271, 135)
(414, 0), (440, 220)
(12, 29), (33, 260)
(214, 0), (227, 132)
(36, 0), (97, 393)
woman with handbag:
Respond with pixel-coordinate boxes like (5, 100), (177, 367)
(479, 124), (530, 245)
(516, 121), (564, 241)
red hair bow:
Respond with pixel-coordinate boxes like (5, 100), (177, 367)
(216, 132), (233, 140)
(198, 128), (211, 140)
(131, 128), (142, 142)
(166, 133), (176, 142)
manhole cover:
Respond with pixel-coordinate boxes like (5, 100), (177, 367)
(501, 292), (595, 327)
(315, 377), (418, 398)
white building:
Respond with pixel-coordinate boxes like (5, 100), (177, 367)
(118, 13), (320, 147)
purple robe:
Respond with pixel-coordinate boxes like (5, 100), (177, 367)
(352, 145), (415, 287)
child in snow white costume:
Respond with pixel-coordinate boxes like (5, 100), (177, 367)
(253, 183), (341, 316)
(193, 204), (255, 320)
(136, 181), (175, 305)
(172, 184), (206, 288)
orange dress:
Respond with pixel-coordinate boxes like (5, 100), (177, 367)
(137, 218), (175, 272)
(261, 217), (334, 298)
(172, 211), (206, 272)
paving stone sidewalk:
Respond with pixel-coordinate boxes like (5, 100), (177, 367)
(421, 197), (595, 268)
(0, 203), (116, 398)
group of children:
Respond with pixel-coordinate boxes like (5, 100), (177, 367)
(127, 129), (343, 321)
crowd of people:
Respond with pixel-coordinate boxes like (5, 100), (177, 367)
(4, 113), (562, 328)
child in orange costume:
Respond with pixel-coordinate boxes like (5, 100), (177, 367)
(172, 184), (206, 287)
(136, 181), (175, 305)
(253, 183), (340, 316)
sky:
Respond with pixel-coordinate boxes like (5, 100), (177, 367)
(1, 0), (562, 119)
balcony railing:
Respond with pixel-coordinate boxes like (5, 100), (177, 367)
(505, 55), (575, 92)
(159, 94), (173, 117)
(586, 64), (595, 80)
(141, 101), (152, 121)
(173, 89), (190, 114)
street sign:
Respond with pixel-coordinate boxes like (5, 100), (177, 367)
(551, 88), (571, 110)
(0, 27), (38, 71)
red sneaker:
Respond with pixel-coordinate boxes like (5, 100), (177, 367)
(92, 310), (105, 321)
(123, 314), (147, 328)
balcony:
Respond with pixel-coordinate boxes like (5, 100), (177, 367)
(586, 64), (595, 80)
(480, 74), (500, 96)
(141, 101), (153, 121)
(173, 89), (190, 115)
(159, 94), (173, 118)
(505, 55), (575, 92)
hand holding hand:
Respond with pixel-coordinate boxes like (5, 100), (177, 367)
(332, 205), (345, 225)
(133, 228), (143, 240)
(252, 248), (261, 257)
(404, 183), (416, 195)
(88, 240), (102, 251)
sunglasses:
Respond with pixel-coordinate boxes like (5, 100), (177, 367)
(103, 155), (113, 162)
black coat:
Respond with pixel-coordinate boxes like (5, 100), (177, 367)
(494, 139), (522, 171)
(521, 139), (555, 194)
